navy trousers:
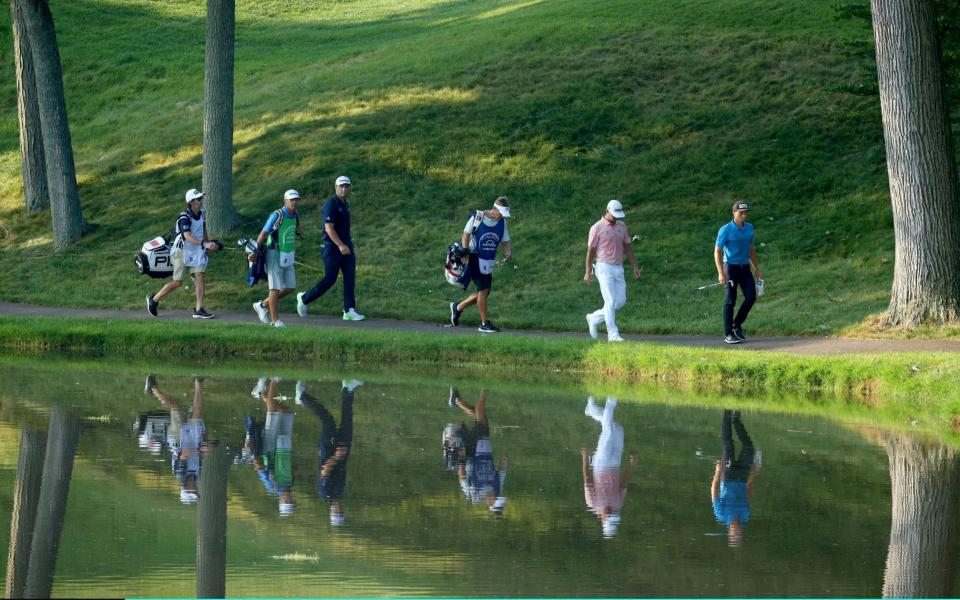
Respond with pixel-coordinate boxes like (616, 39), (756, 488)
(302, 245), (356, 311)
(723, 263), (755, 335)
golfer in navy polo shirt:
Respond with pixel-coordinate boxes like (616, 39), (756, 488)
(714, 201), (763, 344)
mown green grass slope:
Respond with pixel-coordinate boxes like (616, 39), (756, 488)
(0, 0), (918, 336)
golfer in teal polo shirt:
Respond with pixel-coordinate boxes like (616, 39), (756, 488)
(714, 201), (763, 344)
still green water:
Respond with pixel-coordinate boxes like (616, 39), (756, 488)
(0, 358), (957, 598)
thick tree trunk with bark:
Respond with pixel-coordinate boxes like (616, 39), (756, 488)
(881, 434), (960, 598)
(196, 446), (229, 599)
(202, 0), (241, 236)
(20, 0), (86, 249)
(5, 428), (46, 599)
(23, 408), (79, 599)
(10, 0), (48, 214)
(871, 0), (960, 327)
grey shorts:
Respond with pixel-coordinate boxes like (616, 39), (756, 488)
(263, 410), (294, 453)
(266, 250), (296, 290)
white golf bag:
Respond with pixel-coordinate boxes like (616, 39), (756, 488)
(134, 236), (173, 279)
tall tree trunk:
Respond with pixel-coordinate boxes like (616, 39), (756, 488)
(10, 0), (48, 214)
(5, 428), (47, 599)
(196, 446), (229, 599)
(881, 434), (960, 598)
(871, 0), (960, 327)
(24, 408), (79, 599)
(20, 0), (86, 250)
(202, 0), (241, 237)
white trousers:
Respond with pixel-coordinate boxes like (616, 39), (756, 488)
(588, 262), (626, 339)
(585, 396), (623, 469)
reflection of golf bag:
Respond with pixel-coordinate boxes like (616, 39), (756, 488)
(238, 237), (267, 287)
(134, 235), (174, 279)
(442, 422), (468, 471)
(444, 242), (470, 289)
(133, 411), (171, 454)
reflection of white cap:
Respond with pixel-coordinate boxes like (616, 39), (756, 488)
(335, 176), (351, 187)
(185, 188), (204, 203)
(279, 502), (294, 517)
(606, 199), (625, 219)
(283, 189), (301, 200)
(330, 513), (345, 526)
(602, 513), (621, 538)
(180, 489), (199, 504)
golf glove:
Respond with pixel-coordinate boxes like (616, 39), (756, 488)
(756, 279), (765, 297)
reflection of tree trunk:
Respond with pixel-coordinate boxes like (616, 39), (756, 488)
(882, 434), (960, 598)
(196, 447), (229, 599)
(5, 428), (47, 599)
(10, 0), (48, 214)
(24, 408), (79, 599)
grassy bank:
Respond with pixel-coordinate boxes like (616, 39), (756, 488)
(3, 315), (959, 426)
(1, 0), (946, 337)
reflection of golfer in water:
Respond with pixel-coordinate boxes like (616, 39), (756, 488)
(582, 396), (637, 538)
(298, 379), (361, 526)
(711, 409), (760, 547)
(449, 387), (508, 515)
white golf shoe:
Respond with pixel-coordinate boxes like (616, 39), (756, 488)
(296, 292), (308, 318)
(253, 301), (269, 324)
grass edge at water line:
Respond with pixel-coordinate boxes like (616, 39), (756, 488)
(2, 315), (959, 412)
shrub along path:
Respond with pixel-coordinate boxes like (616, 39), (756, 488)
(2, 302), (957, 356)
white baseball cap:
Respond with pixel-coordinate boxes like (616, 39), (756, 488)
(602, 513), (621, 538)
(335, 176), (351, 187)
(283, 189), (301, 200)
(185, 189), (204, 203)
(494, 201), (511, 218)
(606, 199), (625, 219)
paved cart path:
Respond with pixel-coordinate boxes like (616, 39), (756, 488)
(1, 301), (958, 355)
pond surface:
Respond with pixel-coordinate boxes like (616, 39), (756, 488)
(0, 358), (958, 598)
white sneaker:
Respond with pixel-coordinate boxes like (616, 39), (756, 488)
(608, 334), (625, 343)
(272, 320), (286, 328)
(585, 395), (598, 416)
(296, 292), (308, 318)
(343, 308), (365, 321)
(253, 301), (269, 324)
(295, 380), (306, 404)
(251, 377), (267, 398)
(342, 379), (364, 392)
(586, 314), (598, 339)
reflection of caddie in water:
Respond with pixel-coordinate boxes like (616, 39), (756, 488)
(449, 387), (508, 514)
(582, 396), (637, 538)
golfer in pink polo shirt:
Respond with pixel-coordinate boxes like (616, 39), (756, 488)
(583, 200), (642, 342)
